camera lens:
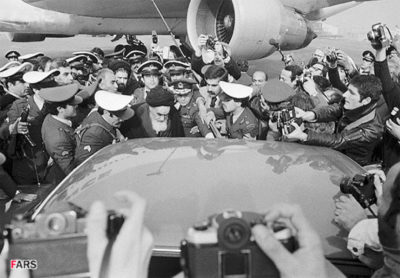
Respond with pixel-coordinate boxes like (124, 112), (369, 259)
(45, 213), (67, 235)
(339, 177), (353, 194)
(218, 217), (250, 251)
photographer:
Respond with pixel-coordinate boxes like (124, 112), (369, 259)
(191, 34), (241, 81)
(372, 28), (400, 170)
(286, 74), (384, 166)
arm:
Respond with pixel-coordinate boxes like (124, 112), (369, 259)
(328, 66), (348, 93)
(0, 166), (17, 198)
(224, 57), (241, 80)
(191, 54), (206, 77)
(313, 103), (343, 123)
(374, 49), (400, 111)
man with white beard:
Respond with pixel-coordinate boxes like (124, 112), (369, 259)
(120, 86), (184, 138)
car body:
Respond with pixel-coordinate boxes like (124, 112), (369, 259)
(29, 138), (373, 276)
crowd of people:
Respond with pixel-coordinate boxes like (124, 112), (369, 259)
(1, 27), (400, 277)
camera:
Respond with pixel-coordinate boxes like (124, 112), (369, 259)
(340, 174), (377, 209)
(367, 23), (393, 50)
(206, 35), (218, 51)
(390, 107), (400, 123)
(326, 49), (338, 64)
(5, 210), (124, 277)
(270, 104), (303, 135)
(180, 210), (297, 278)
(20, 106), (36, 147)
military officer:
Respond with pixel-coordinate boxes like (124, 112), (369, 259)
(170, 78), (213, 138)
(132, 59), (163, 104)
(125, 50), (146, 93)
(74, 91), (134, 166)
(6, 69), (60, 185)
(164, 60), (190, 82)
(40, 84), (82, 185)
(219, 81), (259, 139)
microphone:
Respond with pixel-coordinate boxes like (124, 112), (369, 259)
(269, 38), (280, 48)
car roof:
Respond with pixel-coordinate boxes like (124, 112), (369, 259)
(37, 138), (363, 259)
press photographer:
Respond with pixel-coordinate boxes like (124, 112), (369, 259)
(191, 34), (241, 82)
(286, 73), (384, 166)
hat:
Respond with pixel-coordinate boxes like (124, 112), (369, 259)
(362, 50), (375, 62)
(0, 62), (33, 78)
(66, 55), (88, 64)
(39, 83), (82, 105)
(219, 81), (252, 99)
(170, 78), (197, 94)
(138, 59), (163, 74)
(164, 60), (189, 74)
(125, 50), (146, 61)
(23, 69), (60, 84)
(72, 51), (100, 64)
(146, 86), (175, 107)
(95, 90), (134, 120)
(104, 46), (126, 59)
(0, 152), (5, 165)
(5, 50), (20, 59)
(0, 61), (22, 73)
(19, 52), (44, 62)
(108, 59), (131, 74)
(261, 80), (295, 103)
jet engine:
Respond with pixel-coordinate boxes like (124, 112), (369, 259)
(187, 0), (317, 60)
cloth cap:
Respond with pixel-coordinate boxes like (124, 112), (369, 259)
(0, 62), (32, 78)
(19, 52), (44, 61)
(66, 55), (88, 64)
(5, 51), (20, 59)
(138, 60), (163, 74)
(0, 61), (21, 73)
(261, 80), (295, 103)
(72, 51), (100, 64)
(0, 152), (5, 165)
(146, 86), (175, 107)
(39, 83), (82, 105)
(219, 81), (252, 99)
(125, 50), (146, 60)
(23, 69), (60, 84)
(95, 90), (134, 120)
(170, 78), (197, 94)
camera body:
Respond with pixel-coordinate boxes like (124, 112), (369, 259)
(271, 105), (302, 135)
(340, 174), (377, 208)
(6, 210), (124, 277)
(206, 35), (218, 51)
(180, 210), (297, 278)
(367, 23), (392, 50)
(390, 107), (400, 123)
(326, 49), (338, 64)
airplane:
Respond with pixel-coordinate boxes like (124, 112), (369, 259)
(0, 0), (378, 60)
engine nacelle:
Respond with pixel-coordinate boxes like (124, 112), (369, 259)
(187, 0), (317, 60)
(7, 33), (46, 42)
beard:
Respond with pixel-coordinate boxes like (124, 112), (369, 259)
(151, 119), (168, 133)
(117, 83), (126, 92)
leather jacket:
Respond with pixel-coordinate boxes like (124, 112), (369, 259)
(305, 102), (383, 166)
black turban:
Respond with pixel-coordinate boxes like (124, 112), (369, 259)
(146, 86), (175, 107)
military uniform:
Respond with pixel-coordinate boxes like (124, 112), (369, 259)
(7, 96), (48, 184)
(226, 107), (259, 139)
(41, 115), (76, 184)
(177, 91), (210, 137)
(74, 111), (117, 166)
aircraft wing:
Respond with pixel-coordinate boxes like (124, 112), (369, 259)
(23, 0), (189, 18)
(1, 0), (381, 60)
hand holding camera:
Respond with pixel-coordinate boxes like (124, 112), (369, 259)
(253, 204), (329, 278)
(181, 209), (298, 277)
(87, 191), (153, 278)
(367, 23), (393, 50)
